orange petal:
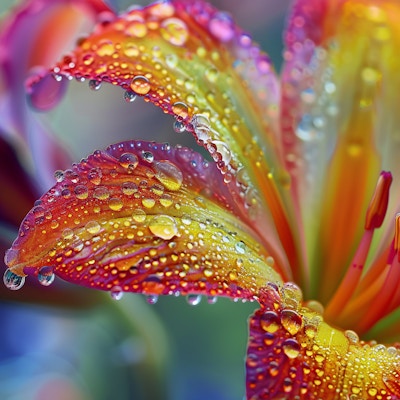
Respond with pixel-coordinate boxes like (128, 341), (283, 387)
(5, 141), (283, 298)
(33, 0), (306, 281)
(282, 0), (400, 300)
(247, 283), (400, 399)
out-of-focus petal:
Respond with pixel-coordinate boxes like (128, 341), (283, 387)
(5, 141), (283, 298)
(38, 0), (306, 281)
(0, 0), (114, 189)
(282, 0), (400, 300)
(246, 283), (400, 399)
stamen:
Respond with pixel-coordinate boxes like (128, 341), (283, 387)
(357, 214), (400, 333)
(325, 172), (392, 320)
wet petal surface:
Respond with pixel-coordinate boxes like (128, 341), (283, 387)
(38, 0), (304, 281)
(247, 284), (400, 399)
(5, 141), (282, 298)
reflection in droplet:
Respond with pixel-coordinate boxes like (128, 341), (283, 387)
(3, 269), (25, 290)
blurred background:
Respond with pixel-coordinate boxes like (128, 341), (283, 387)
(0, 1), (291, 399)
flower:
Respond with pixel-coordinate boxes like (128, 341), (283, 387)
(3, 0), (400, 399)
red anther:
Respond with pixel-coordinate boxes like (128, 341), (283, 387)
(364, 171), (392, 230)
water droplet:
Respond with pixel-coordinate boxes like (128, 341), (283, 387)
(110, 286), (124, 300)
(207, 296), (218, 304)
(124, 90), (137, 103)
(260, 311), (280, 333)
(282, 338), (300, 359)
(109, 197), (123, 211)
(54, 170), (65, 182)
(74, 185), (89, 200)
(122, 181), (138, 195)
(38, 266), (55, 286)
(154, 160), (183, 191)
(235, 241), (246, 254)
(130, 75), (151, 95)
(149, 215), (178, 240)
(88, 79), (102, 91)
(146, 294), (159, 304)
(281, 309), (303, 335)
(211, 140), (231, 165)
(88, 168), (102, 185)
(295, 114), (320, 141)
(85, 220), (101, 234)
(171, 102), (189, 119)
(27, 73), (68, 111)
(132, 209), (146, 223)
(191, 114), (211, 142)
(3, 269), (25, 290)
(142, 151), (154, 163)
(173, 120), (186, 133)
(209, 12), (235, 42)
(345, 330), (359, 344)
(119, 154), (139, 171)
(187, 294), (202, 306)
(281, 282), (303, 309)
(93, 186), (110, 200)
(160, 17), (188, 46)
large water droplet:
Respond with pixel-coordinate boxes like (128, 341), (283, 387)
(130, 75), (151, 95)
(281, 309), (303, 335)
(187, 294), (202, 306)
(38, 266), (55, 286)
(154, 160), (183, 191)
(171, 102), (189, 119)
(3, 269), (25, 290)
(110, 286), (124, 300)
(88, 79), (102, 91)
(160, 17), (188, 46)
(173, 120), (186, 133)
(260, 311), (280, 333)
(209, 12), (235, 42)
(27, 73), (68, 112)
(282, 338), (300, 359)
(146, 294), (159, 304)
(149, 215), (178, 240)
(124, 90), (137, 103)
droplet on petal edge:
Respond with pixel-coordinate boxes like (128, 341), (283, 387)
(4, 141), (282, 300)
(246, 283), (400, 399)
(3, 269), (25, 290)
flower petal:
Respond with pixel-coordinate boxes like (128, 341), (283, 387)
(282, 0), (400, 300)
(246, 283), (400, 399)
(5, 141), (283, 298)
(35, 0), (305, 281)
(0, 0), (114, 189)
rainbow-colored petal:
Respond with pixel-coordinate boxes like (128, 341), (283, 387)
(247, 284), (400, 399)
(28, 0), (306, 282)
(5, 141), (282, 298)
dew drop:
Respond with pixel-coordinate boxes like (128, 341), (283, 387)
(74, 185), (89, 200)
(109, 197), (123, 211)
(132, 209), (146, 223)
(3, 269), (25, 290)
(110, 286), (124, 300)
(160, 17), (188, 46)
(88, 79), (102, 91)
(146, 294), (159, 304)
(130, 75), (151, 95)
(124, 90), (137, 103)
(154, 160), (183, 191)
(149, 215), (178, 240)
(187, 294), (202, 306)
(93, 186), (110, 200)
(211, 140), (231, 165)
(191, 114), (211, 142)
(260, 311), (280, 333)
(54, 170), (65, 182)
(88, 168), (102, 185)
(122, 181), (138, 195)
(85, 220), (101, 234)
(209, 12), (235, 42)
(142, 151), (154, 163)
(282, 338), (301, 359)
(345, 330), (359, 344)
(281, 309), (303, 335)
(37, 266), (55, 286)
(173, 120), (186, 133)
(207, 296), (218, 304)
(171, 102), (189, 119)
(27, 73), (68, 112)
(235, 241), (246, 254)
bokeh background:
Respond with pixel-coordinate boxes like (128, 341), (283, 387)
(0, 1), (291, 399)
